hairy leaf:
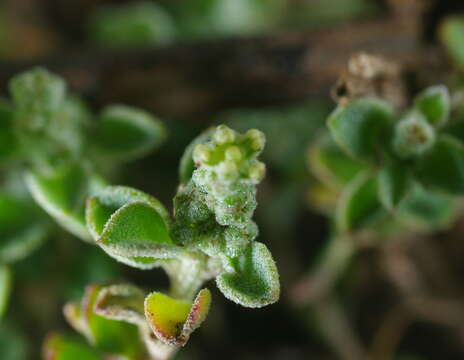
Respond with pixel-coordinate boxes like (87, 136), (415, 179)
(378, 164), (413, 211)
(327, 98), (394, 161)
(93, 105), (166, 162)
(94, 283), (145, 326)
(9, 67), (66, 130)
(86, 186), (177, 269)
(216, 242), (279, 308)
(336, 171), (384, 232)
(145, 288), (211, 346)
(26, 165), (105, 242)
(308, 135), (364, 189)
(417, 135), (464, 194)
(414, 85), (450, 127)
(67, 284), (145, 357)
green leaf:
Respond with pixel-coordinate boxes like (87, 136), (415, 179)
(0, 265), (12, 319)
(86, 186), (177, 269)
(416, 135), (464, 194)
(9, 67), (66, 129)
(66, 283), (145, 357)
(413, 85), (450, 127)
(25, 165), (105, 242)
(42, 333), (101, 360)
(94, 283), (145, 326)
(398, 183), (458, 231)
(327, 98), (394, 161)
(378, 164), (413, 211)
(144, 288), (211, 346)
(439, 16), (464, 69)
(216, 242), (280, 308)
(336, 171), (384, 232)
(0, 192), (48, 263)
(89, 2), (176, 48)
(92, 105), (166, 162)
(308, 135), (364, 189)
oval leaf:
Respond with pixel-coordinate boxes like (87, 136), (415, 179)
(378, 164), (413, 211)
(327, 98), (394, 161)
(81, 284), (145, 357)
(94, 283), (146, 326)
(216, 242), (279, 308)
(93, 105), (166, 162)
(414, 85), (450, 127)
(336, 171), (384, 232)
(416, 135), (464, 194)
(308, 135), (364, 189)
(144, 288), (211, 346)
(25, 166), (105, 242)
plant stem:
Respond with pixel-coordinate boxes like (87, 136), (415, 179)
(291, 234), (357, 305)
(313, 295), (368, 360)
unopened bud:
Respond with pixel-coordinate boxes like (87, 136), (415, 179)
(225, 146), (242, 162)
(246, 129), (265, 152)
(193, 144), (211, 164)
(214, 125), (235, 144)
(218, 160), (238, 180)
(248, 161), (266, 182)
(393, 112), (435, 158)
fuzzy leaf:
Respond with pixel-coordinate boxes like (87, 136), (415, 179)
(414, 85), (450, 127)
(94, 283), (145, 326)
(86, 186), (177, 269)
(93, 105), (166, 162)
(144, 288), (211, 346)
(336, 171), (384, 232)
(9, 67), (66, 129)
(216, 242), (279, 308)
(417, 135), (464, 194)
(0, 265), (12, 319)
(378, 164), (413, 211)
(42, 334), (101, 360)
(69, 284), (145, 357)
(327, 98), (394, 161)
(26, 166), (105, 242)
(308, 135), (364, 189)
(0, 193), (48, 263)
(398, 183), (458, 231)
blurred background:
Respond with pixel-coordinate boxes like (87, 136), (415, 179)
(3, 0), (464, 359)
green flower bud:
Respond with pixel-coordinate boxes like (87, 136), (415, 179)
(225, 146), (242, 162)
(214, 124), (236, 144)
(248, 161), (266, 183)
(193, 144), (211, 164)
(246, 129), (265, 152)
(393, 112), (436, 158)
(218, 160), (239, 180)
